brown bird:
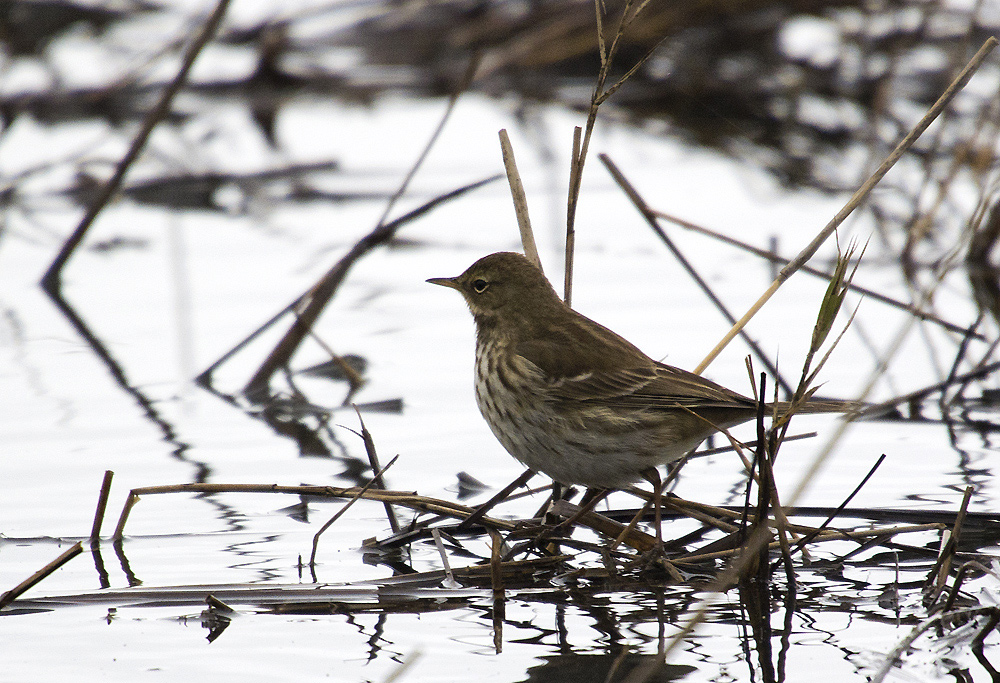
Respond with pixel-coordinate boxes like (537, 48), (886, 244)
(429, 251), (853, 491)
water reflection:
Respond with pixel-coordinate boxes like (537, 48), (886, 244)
(520, 653), (695, 683)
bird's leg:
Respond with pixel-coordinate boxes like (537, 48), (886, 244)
(641, 468), (664, 551)
(533, 481), (563, 523)
(549, 487), (611, 538)
(579, 487), (605, 508)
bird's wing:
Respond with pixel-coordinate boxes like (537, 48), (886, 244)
(515, 336), (755, 411)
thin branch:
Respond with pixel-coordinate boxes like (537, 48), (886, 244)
(694, 36), (998, 375)
(41, 0), (232, 293)
(654, 209), (983, 339)
(599, 154), (794, 396)
(309, 455), (399, 566)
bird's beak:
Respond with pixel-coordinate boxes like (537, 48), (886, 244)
(426, 276), (460, 290)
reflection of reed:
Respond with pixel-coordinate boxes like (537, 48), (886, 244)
(968, 199), (1000, 328)
(521, 652), (696, 682)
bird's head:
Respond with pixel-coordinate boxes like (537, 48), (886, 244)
(427, 251), (559, 324)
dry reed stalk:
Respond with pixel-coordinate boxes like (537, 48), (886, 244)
(89, 470), (114, 546)
(498, 129), (542, 272)
(489, 530), (505, 654)
(564, 126), (583, 304)
(110, 482), (518, 542)
(430, 528), (457, 586)
(925, 485), (975, 601)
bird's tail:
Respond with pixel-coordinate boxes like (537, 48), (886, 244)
(767, 398), (869, 417)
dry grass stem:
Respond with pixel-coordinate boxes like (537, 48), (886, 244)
(498, 129), (542, 271)
(564, 125), (583, 304)
(310, 455), (400, 566)
(694, 36), (998, 375)
(352, 407), (400, 533)
(599, 153), (793, 393)
(654, 209), (987, 339)
(563, 0), (673, 306)
(110, 482), (518, 541)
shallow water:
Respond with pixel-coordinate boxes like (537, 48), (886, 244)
(3, 9), (1000, 681)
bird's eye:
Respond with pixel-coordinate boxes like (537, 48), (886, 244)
(471, 279), (489, 293)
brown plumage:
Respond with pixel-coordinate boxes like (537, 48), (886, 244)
(429, 251), (851, 489)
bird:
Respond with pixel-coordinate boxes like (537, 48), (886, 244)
(428, 251), (857, 496)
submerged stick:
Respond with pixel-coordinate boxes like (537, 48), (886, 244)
(0, 542), (84, 608)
